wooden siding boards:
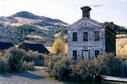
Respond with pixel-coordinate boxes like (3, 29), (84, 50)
(105, 27), (116, 56)
(68, 17), (116, 60)
(68, 7), (116, 61)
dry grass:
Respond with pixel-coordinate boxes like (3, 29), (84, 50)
(116, 34), (127, 38)
(45, 45), (52, 53)
(54, 32), (61, 38)
(116, 38), (127, 58)
(27, 34), (46, 40)
(10, 17), (38, 26)
(45, 43), (68, 54)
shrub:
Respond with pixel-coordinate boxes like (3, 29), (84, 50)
(22, 61), (34, 71)
(46, 53), (124, 82)
(26, 50), (47, 66)
(0, 47), (49, 73)
(52, 57), (73, 80)
(4, 47), (34, 72)
(71, 59), (103, 82)
(96, 53), (122, 76)
(46, 55), (74, 80)
(46, 55), (63, 73)
(0, 55), (8, 73)
(46, 55), (103, 81)
(71, 59), (88, 81)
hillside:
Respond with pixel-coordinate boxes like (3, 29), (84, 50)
(104, 22), (127, 35)
(0, 11), (69, 45)
(0, 11), (126, 46)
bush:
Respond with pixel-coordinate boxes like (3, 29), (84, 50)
(0, 47), (49, 73)
(46, 53), (126, 82)
(0, 55), (8, 73)
(46, 55), (63, 73)
(96, 53), (123, 76)
(71, 59), (89, 81)
(71, 59), (103, 82)
(4, 47), (34, 72)
(23, 61), (34, 71)
(26, 50), (47, 66)
(52, 57), (73, 80)
(46, 55), (102, 81)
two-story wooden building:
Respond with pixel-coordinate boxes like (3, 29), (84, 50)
(68, 6), (116, 61)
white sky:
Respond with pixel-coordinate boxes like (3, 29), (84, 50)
(0, 0), (127, 26)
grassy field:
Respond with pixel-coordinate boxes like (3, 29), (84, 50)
(116, 38), (127, 58)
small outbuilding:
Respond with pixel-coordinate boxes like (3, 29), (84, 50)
(18, 42), (49, 54)
(0, 42), (14, 50)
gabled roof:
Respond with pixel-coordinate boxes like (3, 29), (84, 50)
(0, 42), (14, 50)
(68, 17), (105, 30)
(18, 42), (49, 54)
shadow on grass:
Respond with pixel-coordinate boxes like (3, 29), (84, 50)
(0, 71), (45, 79)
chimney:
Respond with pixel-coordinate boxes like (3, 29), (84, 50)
(110, 22), (114, 30)
(81, 6), (91, 18)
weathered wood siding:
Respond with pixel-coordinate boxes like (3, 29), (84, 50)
(68, 19), (106, 60)
(68, 6), (116, 60)
(105, 28), (116, 56)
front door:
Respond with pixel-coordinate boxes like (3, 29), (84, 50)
(82, 50), (90, 60)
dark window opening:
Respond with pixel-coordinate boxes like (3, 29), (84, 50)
(73, 50), (77, 59)
(95, 31), (99, 41)
(95, 50), (99, 57)
(83, 32), (88, 41)
(73, 32), (77, 41)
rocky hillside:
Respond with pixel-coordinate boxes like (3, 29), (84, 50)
(0, 11), (69, 45)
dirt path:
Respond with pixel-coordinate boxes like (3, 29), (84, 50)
(0, 71), (61, 84)
(1, 71), (126, 84)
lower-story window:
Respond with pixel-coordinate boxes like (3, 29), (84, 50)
(73, 50), (77, 59)
(95, 50), (99, 57)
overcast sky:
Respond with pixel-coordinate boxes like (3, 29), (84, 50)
(0, 0), (126, 26)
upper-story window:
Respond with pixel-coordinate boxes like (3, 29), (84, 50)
(95, 31), (99, 41)
(83, 32), (88, 41)
(72, 32), (77, 41)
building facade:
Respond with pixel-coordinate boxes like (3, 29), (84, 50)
(68, 6), (116, 61)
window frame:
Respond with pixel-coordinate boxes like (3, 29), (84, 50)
(72, 32), (77, 41)
(83, 32), (88, 41)
(73, 50), (77, 59)
(95, 31), (99, 41)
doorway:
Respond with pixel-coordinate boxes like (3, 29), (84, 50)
(82, 50), (90, 60)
